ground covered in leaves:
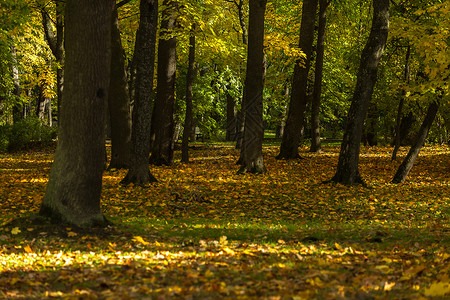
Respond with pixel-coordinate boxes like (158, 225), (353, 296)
(0, 144), (449, 299)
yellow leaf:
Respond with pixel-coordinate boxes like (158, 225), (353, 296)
(334, 242), (342, 250)
(223, 247), (235, 255)
(11, 227), (21, 235)
(384, 281), (396, 291)
(424, 281), (450, 297)
(23, 245), (33, 253)
(67, 231), (78, 237)
(132, 236), (149, 245)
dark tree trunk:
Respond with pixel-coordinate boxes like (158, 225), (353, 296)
(226, 89), (237, 141)
(181, 34), (196, 163)
(150, 0), (177, 166)
(392, 101), (439, 183)
(238, 0), (267, 174)
(108, 6), (132, 170)
(310, 0), (329, 153)
(40, 0), (114, 227)
(329, 0), (389, 185)
(234, 0), (247, 149)
(392, 44), (411, 160)
(363, 101), (378, 146)
(121, 0), (158, 185)
(277, 0), (318, 159)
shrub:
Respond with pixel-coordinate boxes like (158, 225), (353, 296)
(5, 117), (57, 152)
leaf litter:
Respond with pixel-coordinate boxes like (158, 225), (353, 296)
(0, 144), (449, 299)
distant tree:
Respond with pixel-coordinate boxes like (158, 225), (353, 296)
(41, 0), (64, 121)
(108, 4), (132, 170)
(181, 33), (196, 163)
(392, 100), (439, 183)
(40, 0), (114, 226)
(277, 0), (318, 159)
(121, 0), (158, 185)
(328, 0), (389, 185)
(310, 0), (330, 153)
(238, 0), (267, 174)
(150, 0), (177, 166)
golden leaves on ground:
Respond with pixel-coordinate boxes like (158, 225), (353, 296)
(0, 145), (449, 298)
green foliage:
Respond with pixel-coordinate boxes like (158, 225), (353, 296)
(0, 116), (57, 153)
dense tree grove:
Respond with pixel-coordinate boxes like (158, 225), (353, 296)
(0, 0), (448, 224)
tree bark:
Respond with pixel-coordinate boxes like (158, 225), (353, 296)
(238, 0), (267, 174)
(329, 0), (389, 185)
(40, 0), (114, 227)
(181, 33), (196, 163)
(121, 0), (158, 185)
(277, 0), (318, 159)
(392, 101), (439, 183)
(310, 0), (329, 153)
(108, 5), (132, 170)
(150, 0), (177, 166)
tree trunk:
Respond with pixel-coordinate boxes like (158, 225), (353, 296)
(40, 0), (114, 227)
(392, 101), (439, 183)
(392, 44), (411, 160)
(150, 0), (177, 166)
(121, 0), (158, 185)
(277, 0), (318, 159)
(363, 101), (378, 146)
(329, 0), (389, 185)
(181, 35), (196, 163)
(226, 89), (237, 141)
(310, 0), (329, 153)
(11, 45), (23, 123)
(238, 0), (267, 174)
(107, 5), (132, 170)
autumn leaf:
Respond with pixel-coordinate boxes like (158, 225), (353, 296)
(424, 281), (450, 297)
(132, 236), (149, 245)
(11, 227), (21, 235)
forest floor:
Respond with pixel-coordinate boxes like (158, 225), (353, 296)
(0, 144), (449, 299)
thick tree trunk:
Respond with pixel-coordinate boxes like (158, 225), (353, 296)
(392, 44), (411, 160)
(40, 0), (114, 227)
(392, 101), (439, 183)
(238, 0), (267, 174)
(108, 6), (132, 170)
(150, 0), (177, 166)
(277, 0), (318, 159)
(121, 0), (158, 185)
(181, 34), (196, 163)
(329, 0), (389, 185)
(310, 0), (329, 153)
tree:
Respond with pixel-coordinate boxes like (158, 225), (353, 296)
(121, 0), (158, 185)
(150, 0), (178, 166)
(107, 4), (132, 170)
(238, 0), (267, 174)
(310, 0), (329, 153)
(277, 0), (318, 159)
(40, 0), (114, 226)
(328, 0), (389, 185)
(41, 0), (64, 122)
(181, 33), (196, 163)
(392, 100), (439, 183)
